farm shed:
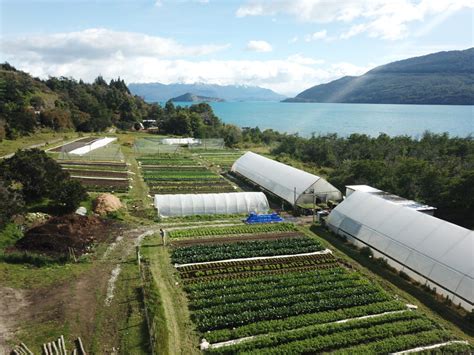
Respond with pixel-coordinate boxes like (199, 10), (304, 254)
(154, 192), (269, 217)
(231, 152), (342, 206)
(327, 190), (474, 311)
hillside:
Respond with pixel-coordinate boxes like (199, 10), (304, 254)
(284, 48), (474, 105)
(0, 63), (155, 136)
(0, 64), (230, 141)
(170, 92), (224, 102)
(128, 82), (286, 102)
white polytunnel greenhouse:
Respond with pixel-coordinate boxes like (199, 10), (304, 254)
(231, 152), (342, 206)
(327, 190), (474, 311)
(154, 192), (269, 217)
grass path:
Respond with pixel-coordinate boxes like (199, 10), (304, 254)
(142, 236), (200, 355)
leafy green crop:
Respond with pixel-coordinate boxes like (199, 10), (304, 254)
(171, 237), (323, 264)
(169, 223), (297, 239)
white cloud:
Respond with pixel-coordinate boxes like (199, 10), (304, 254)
(155, 0), (162, 7)
(246, 40), (273, 52)
(1, 28), (230, 62)
(288, 36), (299, 43)
(0, 30), (370, 95)
(304, 30), (328, 42)
(237, 0), (474, 40)
(287, 54), (324, 66)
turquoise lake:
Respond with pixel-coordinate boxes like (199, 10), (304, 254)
(176, 102), (473, 138)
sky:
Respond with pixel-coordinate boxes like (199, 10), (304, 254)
(0, 0), (473, 96)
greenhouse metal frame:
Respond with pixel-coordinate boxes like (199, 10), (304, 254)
(154, 191), (269, 217)
(231, 152), (342, 206)
(327, 190), (474, 311)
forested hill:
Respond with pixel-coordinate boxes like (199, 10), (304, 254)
(284, 48), (474, 105)
(0, 64), (239, 143)
(0, 63), (155, 136)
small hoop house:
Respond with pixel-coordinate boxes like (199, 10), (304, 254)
(154, 192), (269, 217)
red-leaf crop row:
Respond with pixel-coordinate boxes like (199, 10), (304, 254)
(178, 254), (338, 281)
(181, 264), (338, 283)
(179, 253), (336, 273)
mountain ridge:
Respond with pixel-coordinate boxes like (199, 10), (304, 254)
(128, 82), (286, 102)
(283, 48), (474, 105)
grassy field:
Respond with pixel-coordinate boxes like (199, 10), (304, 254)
(0, 130), (83, 157)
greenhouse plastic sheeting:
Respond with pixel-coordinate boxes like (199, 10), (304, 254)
(161, 138), (201, 145)
(69, 137), (117, 155)
(327, 191), (474, 311)
(154, 192), (269, 217)
(231, 152), (342, 205)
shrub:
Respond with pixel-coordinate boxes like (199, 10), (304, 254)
(360, 246), (373, 258)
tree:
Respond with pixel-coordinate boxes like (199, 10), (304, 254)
(1, 149), (87, 213)
(164, 100), (176, 116)
(1, 149), (68, 202)
(40, 108), (73, 130)
(221, 124), (242, 147)
(29, 95), (45, 110)
(0, 178), (24, 228)
(54, 179), (88, 212)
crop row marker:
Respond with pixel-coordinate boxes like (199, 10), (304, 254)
(206, 307), (416, 350)
(174, 249), (332, 268)
(391, 340), (469, 354)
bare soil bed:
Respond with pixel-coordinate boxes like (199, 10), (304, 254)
(59, 161), (127, 168)
(50, 137), (97, 152)
(71, 177), (129, 192)
(66, 169), (128, 178)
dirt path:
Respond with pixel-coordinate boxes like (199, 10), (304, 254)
(0, 287), (29, 352)
(1, 225), (158, 354)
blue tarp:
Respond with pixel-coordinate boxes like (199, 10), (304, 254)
(245, 212), (284, 224)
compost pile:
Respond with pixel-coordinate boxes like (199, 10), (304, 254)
(93, 193), (123, 215)
(15, 214), (110, 255)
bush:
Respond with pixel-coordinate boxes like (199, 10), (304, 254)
(0, 223), (23, 249)
(399, 270), (411, 281)
(0, 250), (67, 266)
(360, 247), (373, 258)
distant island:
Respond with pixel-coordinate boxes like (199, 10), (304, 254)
(171, 92), (225, 103)
(283, 48), (474, 105)
(128, 82), (286, 102)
